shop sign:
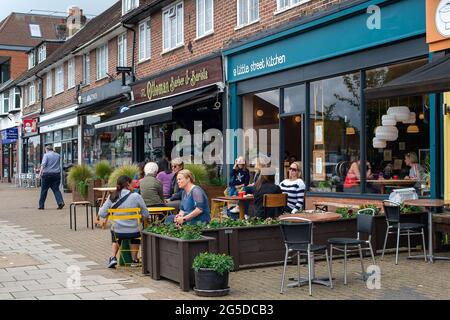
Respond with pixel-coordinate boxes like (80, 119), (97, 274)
(132, 56), (223, 105)
(116, 119), (144, 130)
(40, 117), (78, 134)
(79, 79), (130, 106)
(427, 0), (450, 52)
(1, 128), (18, 144)
(23, 119), (38, 134)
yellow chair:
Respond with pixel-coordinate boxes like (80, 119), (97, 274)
(107, 208), (142, 271)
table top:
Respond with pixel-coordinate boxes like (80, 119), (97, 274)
(148, 207), (175, 212)
(93, 187), (116, 192)
(403, 199), (446, 207)
(217, 195), (254, 201)
(366, 179), (417, 184)
(279, 212), (342, 223)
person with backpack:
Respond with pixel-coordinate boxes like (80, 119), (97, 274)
(98, 175), (149, 269)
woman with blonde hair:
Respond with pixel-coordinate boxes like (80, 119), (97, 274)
(280, 161), (306, 213)
(404, 152), (424, 181)
(165, 169), (211, 225)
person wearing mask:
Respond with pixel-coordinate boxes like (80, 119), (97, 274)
(253, 168), (283, 219)
(166, 158), (184, 210)
(165, 170), (211, 225)
(98, 176), (149, 269)
(140, 162), (165, 207)
(38, 145), (64, 210)
(156, 158), (175, 199)
(280, 161), (306, 213)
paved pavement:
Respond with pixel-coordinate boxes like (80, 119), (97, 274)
(0, 183), (449, 300)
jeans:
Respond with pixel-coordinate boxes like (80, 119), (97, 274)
(39, 173), (64, 209)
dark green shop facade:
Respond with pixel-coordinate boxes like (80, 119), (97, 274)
(224, 0), (443, 201)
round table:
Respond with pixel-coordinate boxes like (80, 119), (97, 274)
(216, 195), (254, 220)
(278, 212), (342, 223)
(403, 199), (449, 263)
(147, 207), (176, 224)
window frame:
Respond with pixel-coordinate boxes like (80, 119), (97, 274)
(67, 58), (76, 89)
(162, 1), (184, 53)
(122, 0), (139, 15)
(96, 43), (109, 81)
(275, 0), (309, 14)
(118, 32), (129, 66)
(196, 0), (214, 39)
(55, 64), (64, 95)
(82, 53), (91, 86)
(138, 21), (151, 62)
(46, 71), (52, 99)
(38, 44), (46, 63)
(28, 52), (35, 70)
(2, 93), (9, 114)
(236, 0), (260, 29)
(29, 82), (36, 106)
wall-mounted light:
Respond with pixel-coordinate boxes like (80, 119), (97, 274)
(346, 127), (356, 135)
(419, 112), (425, 120)
(256, 109), (264, 118)
(294, 116), (301, 123)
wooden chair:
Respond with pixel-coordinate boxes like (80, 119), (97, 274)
(263, 193), (288, 218)
(107, 208), (142, 271)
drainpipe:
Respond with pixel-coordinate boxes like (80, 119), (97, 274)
(35, 74), (44, 114)
(123, 24), (136, 83)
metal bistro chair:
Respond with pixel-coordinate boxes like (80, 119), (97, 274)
(328, 208), (376, 285)
(279, 217), (332, 296)
(382, 200), (427, 265)
(263, 193), (288, 218)
(108, 208), (143, 271)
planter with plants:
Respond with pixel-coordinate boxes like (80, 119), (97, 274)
(141, 222), (216, 292)
(67, 164), (95, 203)
(108, 164), (139, 187)
(192, 252), (234, 297)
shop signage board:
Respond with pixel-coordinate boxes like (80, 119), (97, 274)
(23, 119), (38, 134)
(1, 128), (18, 144)
(79, 79), (130, 106)
(427, 0), (450, 51)
(132, 56), (223, 105)
(226, 0), (425, 82)
(40, 117), (77, 134)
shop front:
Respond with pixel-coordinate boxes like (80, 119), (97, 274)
(95, 54), (225, 165)
(22, 117), (41, 174)
(224, 0), (438, 202)
(1, 127), (19, 183)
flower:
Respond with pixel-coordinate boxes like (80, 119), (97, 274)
(348, 209), (354, 216)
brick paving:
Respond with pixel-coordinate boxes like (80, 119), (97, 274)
(0, 183), (449, 300)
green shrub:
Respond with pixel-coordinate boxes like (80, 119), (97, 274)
(358, 204), (380, 215)
(400, 204), (423, 214)
(192, 252), (234, 275)
(94, 161), (113, 182)
(108, 164), (139, 187)
(146, 222), (203, 240)
(335, 207), (356, 219)
(67, 164), (94, 197)
(184, 164), (209, 186)
(204, 217), (280, 229)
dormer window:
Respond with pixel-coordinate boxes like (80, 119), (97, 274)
(28, 52), (35, 69)
(122, 0), (139, 15)
(29, 24), (42, 37)
(38, 45), (46, 63)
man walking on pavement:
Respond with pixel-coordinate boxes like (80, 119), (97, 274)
(38, 145), (65, 210)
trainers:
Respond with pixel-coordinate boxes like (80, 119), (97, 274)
(230, 206), (240, 214)
(130, 259), (140, 267)
(57, 203), (65, 210)
(107, 257), (118, 269)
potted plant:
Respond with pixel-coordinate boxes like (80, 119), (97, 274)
(107, 164), (139, 187)
(192, 252), (234, 297)
(94, 160), (113, 185)
(67, 164), (94, 202)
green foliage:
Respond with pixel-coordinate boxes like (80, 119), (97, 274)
(108, 164), (139, 187)
(400, 204), (423, 214)
(335, 207), (356, 219)
(184, 164), (209, 186)
(94, 161), (113, 181)
(204, 217), (280, 229)
(67, 164), (94, 195)
(192, 252), (234, 275)
(358, 204), (380, 216)
(318, 181), (332, 189)
(146, 221), (203, 240)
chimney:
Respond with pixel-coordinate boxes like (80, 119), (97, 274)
(66, 6), (87, 38)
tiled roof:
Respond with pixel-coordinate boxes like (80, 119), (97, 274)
(12, 1), (122, 86)
(0, 13), (67, 47)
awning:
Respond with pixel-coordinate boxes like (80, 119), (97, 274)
(365, 54), (450, 100)
(94, 86), (216, 132)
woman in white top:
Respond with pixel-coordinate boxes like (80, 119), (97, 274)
(280, 161), (306, 214)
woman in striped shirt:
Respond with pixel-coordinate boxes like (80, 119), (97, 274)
(280, 161), (306, 213)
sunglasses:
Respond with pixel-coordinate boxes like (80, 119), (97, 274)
(289, 168), (298, 172)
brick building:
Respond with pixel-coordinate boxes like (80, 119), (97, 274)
(0, 12), (66, 182)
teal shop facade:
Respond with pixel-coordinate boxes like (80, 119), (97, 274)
(224, 0), (441, 200)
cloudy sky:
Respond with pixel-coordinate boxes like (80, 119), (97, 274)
(0, 0), (118, 21)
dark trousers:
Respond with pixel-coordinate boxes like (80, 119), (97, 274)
(39, 173), (64, 209)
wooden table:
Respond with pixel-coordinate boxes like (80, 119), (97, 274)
(367, 179), (417, 194)
(93, 187), (117, 207)
(403, 199), (449, 263)
(279, 212), (342, 223)
(147, 207), (175, 224)
(215, 195), (254, 220)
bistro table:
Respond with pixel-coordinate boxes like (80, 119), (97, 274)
(366, 179), (417, 194)
(278, 211), (342, 288)
(93, 187), (117, 207)
(403, 199), (450, 263)
(147, 207), (176, 224)
(215, 195), (254, 220)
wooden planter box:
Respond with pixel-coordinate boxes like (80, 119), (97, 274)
(71, 180), (103, 206)
(141, 231), (216, 292)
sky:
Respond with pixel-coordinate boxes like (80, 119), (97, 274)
(0, 0), (118, 21)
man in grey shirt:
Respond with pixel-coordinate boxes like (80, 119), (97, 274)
(38, 145), (64, 210)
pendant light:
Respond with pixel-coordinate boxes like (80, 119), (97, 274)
(402, 112), (416, 124)
(382, 115), (397, 126)
(375, 126), (398, 141)
(407, 124), (420, 133)
(373, 138), (386, 149)
(387, 106), (410, 122)
(346, 127), (356, 135)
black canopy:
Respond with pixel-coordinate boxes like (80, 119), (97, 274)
(365, 54), (450, 100)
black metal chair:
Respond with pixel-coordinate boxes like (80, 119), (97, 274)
(381, 200), (427, 265)
(279, 217), (332, 296)
(328, 208), (376, 285)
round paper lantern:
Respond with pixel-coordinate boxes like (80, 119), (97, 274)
(402, 112), (416, 124)
(387, 106), (410, 122)
(373, 138), (386, 149)
(382, 115), (397, 126)
(375, 126), (398, 141)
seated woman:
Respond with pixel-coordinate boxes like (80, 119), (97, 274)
(165, 170), (211, 225)
(280, 161), (306, 213)
(227, 156), (250, 214)
(344, 157), (372, 193)
(165, 158), (185, 210)
(98, 176), (149, 269)
(156, 158), (175, 199)
(404, 152), (424, 181)
(140, 162), (165, 207)
(253, 168), (283, 219)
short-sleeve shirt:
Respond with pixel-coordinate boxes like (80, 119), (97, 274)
(180, 185), (211, 225)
